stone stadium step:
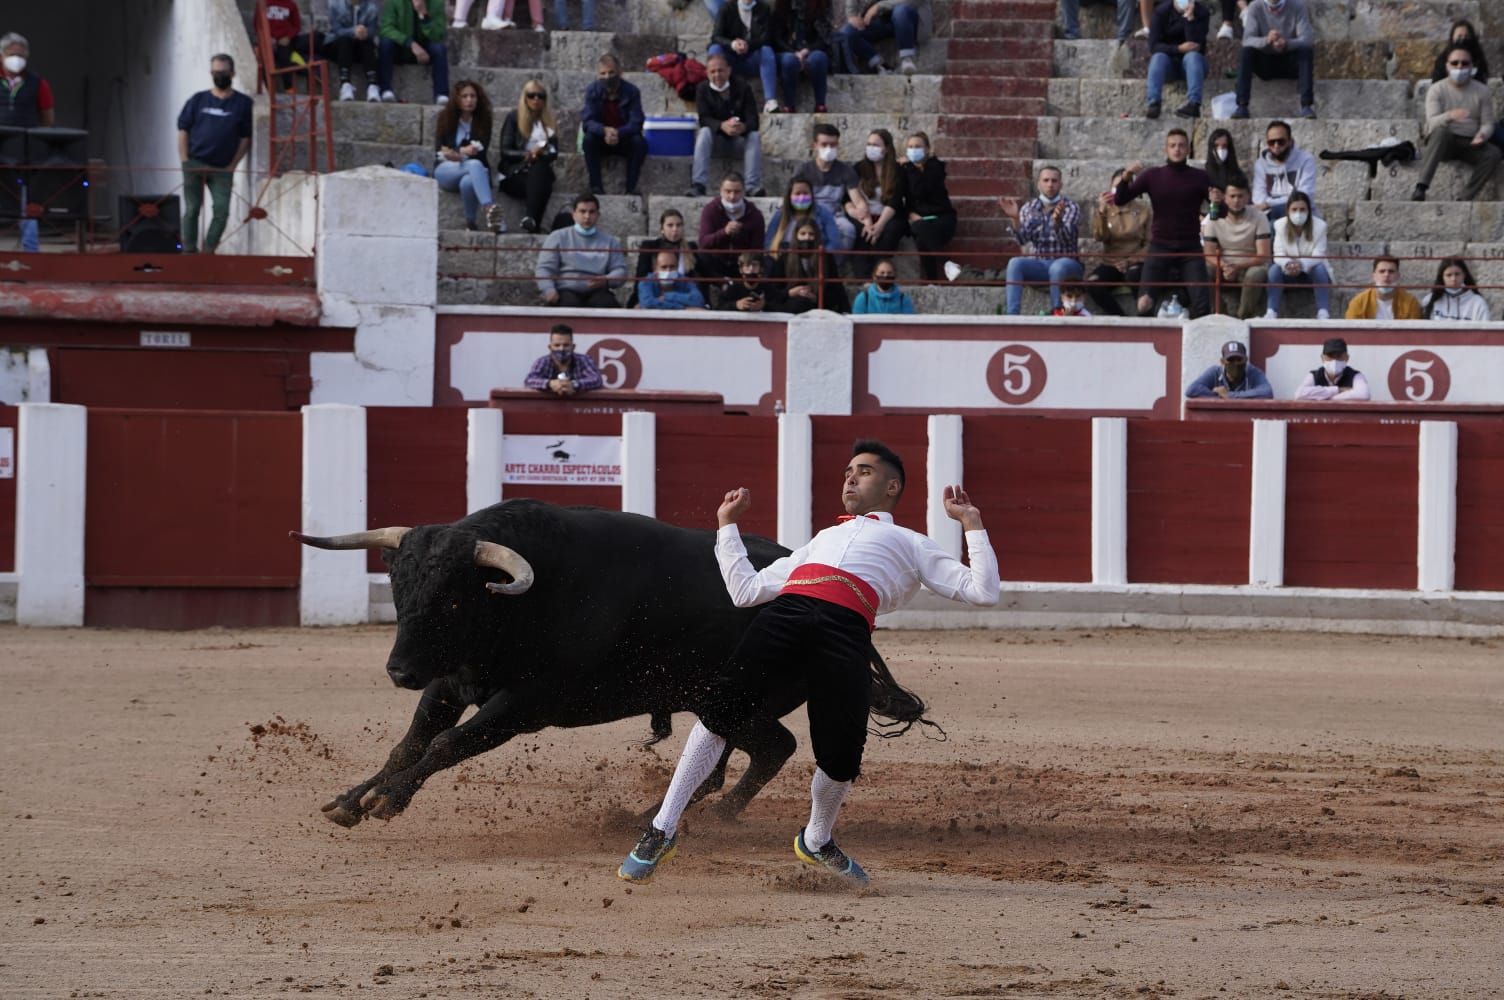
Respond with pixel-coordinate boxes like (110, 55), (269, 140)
(945, 58), (1052, 79)
(1051, 37), (1455, 83)
(940, 76), (1049, 99)
(950, 18), (1054, 40)
(1061, 0), (1493, 46)
(1045, 78), (1416, 121)
(1035, 116), (1423, 161)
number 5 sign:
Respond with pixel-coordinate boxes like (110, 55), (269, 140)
(1386, 350), (1451, 402)
(587, 338), (643, 390)
(986, 345), (1048, 405)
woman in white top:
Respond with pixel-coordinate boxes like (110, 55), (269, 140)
(1264, 190), (1331, 319)
(496, 79), (559, 234)
(1422, 257), (1493, 321)
(853, 128), (907, 258)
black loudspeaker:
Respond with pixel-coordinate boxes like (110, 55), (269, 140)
(25, 127), (89, 222)
(0, 126), (24, 222)
(118, 194), (183, 253)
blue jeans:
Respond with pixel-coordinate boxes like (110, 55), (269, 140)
(434, 157), (494, 225)
(1005, 256), (1083, 314)
(553, 0), (596, 28)
(1146, 51), (1205, 106)
(377, 38), (449, 100)
(777, 50), (830, 109)
(839, 3), (920, 66)
(1265, 261), (1331, 315)
(1114, 0), (1137, 42)
(708, 44), (777, 101)
(694, 127), (762, 191)
(1059, 0), (1080, 39)
(17, 181), (38, 251)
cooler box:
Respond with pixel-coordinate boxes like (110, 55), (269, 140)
(644, 116), (698, 157)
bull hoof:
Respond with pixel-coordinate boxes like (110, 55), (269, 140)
(321, 800), (365, 827)
(360, 785), (410, 821)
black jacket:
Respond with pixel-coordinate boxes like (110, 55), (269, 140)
(712, 0), (774, 51)
(771, 0), (833, 54)
(717, 278), (788, 312)
(900, 158), (954, 218)
(435, 113), (494, 169)
(497, 110), (559, 173)
(696, 77), (761, 133)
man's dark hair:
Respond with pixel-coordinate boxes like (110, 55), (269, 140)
(549, 323), (573, 338)
(1373, 254), (1400, 270)
(721, 171), (745, 186)
(1224, 172), (1250, 192)
(598, 53), (621, 71)
(1166, 127), (1189, 143)
(813, 122), (841, 142)
(211, 53), (235, 72)
(1265, 119), (1291, 137)
(572, 192), (599, 211)
(1446, 43), (1476, 66)
(851, 439), (905, 494)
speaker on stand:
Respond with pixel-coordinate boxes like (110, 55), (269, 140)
(0, 126), (26, 224)
(25, 127), (89, 223)
(117, 193), (183, 253)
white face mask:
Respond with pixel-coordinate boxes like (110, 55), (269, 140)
(657, 269), (679, 281)
(1375, 282), (1395, 297)
(1444, 285), (1465, 296)
(1039, 192), (1061, 205)
(721, 196), (745, 216)
(1323, 359), (1346, 377)
(816, 146), (838, 164)
(1214, 147), (1228, 162)
(1286, 210), (1309, 226)
(709, 79), (729, 92)
(1173, 0), (1191, 11)
(1061, 298), (1082, 313)
(2, 55), (24, 75)
(1450, 68), (1473, 86)
(864, 144), (883, 162)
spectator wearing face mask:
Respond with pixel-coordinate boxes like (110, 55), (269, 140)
(900, 131), (954, 282)
(766, 178), (842, 255)
(710, 0), (780, 115)
(691, 54), (764, 199)
(581, 54), (646, 196)
(535, 194), (628, 309)
(1001, 165), (1083, 315)
(1344, 257), (1421, 320)
(699, 172), (767, 281)
(524, 324), (605, 395)
(1231, 0), (1316, 121)
(177, 54), (254, 254)
(1422, 257), (1491, 322)
(852, 258), (915, 314)
(1051, 283), (1091, 318)
(1413, 44), (1499, 203)
(1117, 129), (1213, 317)
(1146, 0), (1209, 120)
(1430, 19), (1489, 86)
(629, 208), (698, 307)
(1264, 190), (1329, 319)
(1088, 168), (1150, 316)
(1295, 337), (1369, 401)
(1201, 173), (1271, 319)
(771, 217), (849, 313)
(1185, 339), (1273, 399)
(638, 249), (709, 310)
(853, 129), (908, 259)
(1203, 127), (1242, 220)
(793, 123), (868, 252)
(1251, 120), (1315, 222)
(718, 251), (787, 311)
(0, 32), (53, 253)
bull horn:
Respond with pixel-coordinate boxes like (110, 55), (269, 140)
(290, 527), (411, 550)
(475, 541), (534, 595)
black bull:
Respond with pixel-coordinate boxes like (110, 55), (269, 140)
(293, 499), (930, 827)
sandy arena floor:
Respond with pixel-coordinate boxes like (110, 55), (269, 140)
(1, 625), (1501, 998)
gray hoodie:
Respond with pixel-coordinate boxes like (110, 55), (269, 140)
(1241, 0), (1315, 51)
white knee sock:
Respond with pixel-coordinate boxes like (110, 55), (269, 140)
(453, 0), (477, 18)
(804, 767), (853, 851)
(651, 721), (726, 835)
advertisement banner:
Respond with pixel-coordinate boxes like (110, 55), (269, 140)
(502, 434), (622, 485)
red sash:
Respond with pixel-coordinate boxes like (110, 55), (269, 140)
(780, 563), (879, 630)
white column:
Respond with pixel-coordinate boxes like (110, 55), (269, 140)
(26, 348), (51, 403)
(1180, 315), (1251, 417)
(467, 408), (504, 513)
(300, 404), (368, 625)
(1091, 417), (1127, 585)
(15, 403), (86, 626)
(621, 411), (656, 517)
(777, 413), (813, 549)
(1417, 421), (1458, 592)
(927, 413), (964, 559)
(784, 314), (853, 414)
(1248, 419), (1287, 587)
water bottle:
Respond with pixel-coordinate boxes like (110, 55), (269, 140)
(1157, 294), (1184, 319)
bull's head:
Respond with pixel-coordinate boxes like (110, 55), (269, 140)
(290, 526), (534, 689)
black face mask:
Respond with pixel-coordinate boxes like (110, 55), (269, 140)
(875, 279), (895, 291)
(795, 238), (818, 250)
(212, 71), (233, 89)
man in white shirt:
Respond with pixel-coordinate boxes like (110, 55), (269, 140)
(618, 439), (1000, 887)
(1294, 337), (1370, 401)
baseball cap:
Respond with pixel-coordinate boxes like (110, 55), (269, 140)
(1322, 337), (1348, 355)
(1220, 340), (1247, 360)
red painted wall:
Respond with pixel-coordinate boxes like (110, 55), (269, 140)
(963, 416), (1092, 583)
(811, 416), (929, 534)
(656, 415), (778, 542)
(1127, 421), (1252, 585)
(52, 348), (314, 410)
(0, 405), (15, 572)
(1284, 424), (1418, 590)
(1455, 424), (1504, 592)
(84, 409), (301, 627)
(498, 411), (623, 511)
(365, 408), (469, 573)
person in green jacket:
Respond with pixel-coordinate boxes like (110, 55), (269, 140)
(377, 0), (449, 104)
(851, 258), (916, 314)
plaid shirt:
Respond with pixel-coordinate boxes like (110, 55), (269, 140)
(524, 352), (604, 392)
(1016, 197), (1081, 259)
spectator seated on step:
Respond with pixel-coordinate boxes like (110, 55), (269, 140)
(1264, 190), (1330, 320)
(1231, 0), (1316, 122)
(1201, 173), (1271, 320)
(377, 0), (449, 105)
(1429, 19), (1489, 86)
(769, 217), (849, 313)
(433, 80), (502, 232)
(496, 78), (557, 235)
(581, 53), (647, 196)
(1001, 165), (1084, 316)
(326, 1), (382, 101)
(1213, 0), (1245, 41)
(535, 194), (628, 309)
(551, 0), (597, 30)
(1343, 256), (1422, 321)
(1116, 129), (1213, 317)
(690, 54), (765, 199)
(1294, 337), (1369, 401)
(0, 31), (54, 254)
(839, 0), (928, 76)
(261, 1), (324, 83)
(899, 131), (955, 282)
(717, 251), (787, 312)
(766, 177), (842, 255)
(638, 250), (709, 310)
(1058, 0), (1150, 43)
(852, 258), (915, 314)
(771, 0), (834, 112)
(699, 172), (767, 282)
(853, 129), (907, 260)
(628, 208), (699, 307)
(1421, 257), (1492, 323)
(1051, 282), (1091, 317)
(1145, 0), (1209, 121)
(1185, 339), (1273, 400)
(1203, 127), (1243, 220)
(452, 0), (547, 32)
(524, 323), (605, 396)
(1087, 168), (1150, 316)
(1412, 46), (1499, 204)
(1251, 119), (1315, 222)
(793, 122), (868, 252)
(710, 0), (780, 115)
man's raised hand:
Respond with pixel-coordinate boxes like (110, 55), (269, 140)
(718, 487), (752, 527)
(942, 484), (983, 531)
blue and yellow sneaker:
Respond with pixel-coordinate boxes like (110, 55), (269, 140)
(794, 828), (869, 888)
(617, 826), (678, 883)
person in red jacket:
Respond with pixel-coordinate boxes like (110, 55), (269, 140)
(261, 1), (322, 83)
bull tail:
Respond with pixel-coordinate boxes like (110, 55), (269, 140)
(639, 710), (675, 747)
(866, 645), (946, 741)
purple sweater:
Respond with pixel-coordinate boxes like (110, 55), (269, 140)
(1115, 161), (1211, 246)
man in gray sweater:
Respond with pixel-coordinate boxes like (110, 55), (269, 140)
(1413, 44), (1500, 202)
(1231, 0), (1316, 121)
(535, 194), (628, 308)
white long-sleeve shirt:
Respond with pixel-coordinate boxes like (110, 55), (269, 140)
(715, 512), (1000, 615)
(1295, 370), (1371, 401)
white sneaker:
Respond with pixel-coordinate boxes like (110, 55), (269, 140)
(1263, 308), (1278, 319)
(381, 89), (398, 103)
(900, 56), (917, 75)
(338, 81), (356, 101)
(366, 83), (381, 102)
(1316, 308), (1331, 321)
(1133, 26), (1149, 38)
(436, 95), (449, 107)
(764, 99), (780, 114)
(1217, 22), (1234, 40)
(533, 23), (545, 31)
(451, 18), (467, 28)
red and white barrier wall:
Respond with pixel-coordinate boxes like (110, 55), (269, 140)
(4, 402), (1501, 631)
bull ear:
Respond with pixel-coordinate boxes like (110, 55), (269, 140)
(291, 527), (411, 550)
(475, 541), (534, 595)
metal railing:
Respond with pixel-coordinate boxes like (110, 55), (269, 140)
(253, 0), (336, 177)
